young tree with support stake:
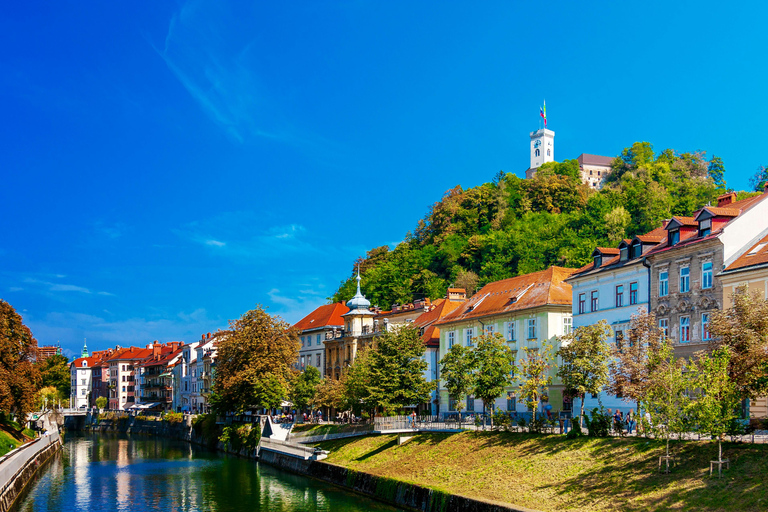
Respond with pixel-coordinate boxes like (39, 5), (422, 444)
(557, 320), (612, 429)
(689, 347), (741, 477)
(516, 342), (555, 430)
(440, 343), (476, 428)
(640, 341), (691, 472)
(473, 333), (515, 430)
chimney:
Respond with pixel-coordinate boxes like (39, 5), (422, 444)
(207, 332), (211, 339)
(447, 288), (467, 302)
(717, 192), (737, 207)
(202, 334), (205, 341)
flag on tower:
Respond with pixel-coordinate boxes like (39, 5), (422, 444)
(540, 101), (547, 127)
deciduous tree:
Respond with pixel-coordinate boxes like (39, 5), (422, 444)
(472, 333), (515, 430)
(0, 300), (40, 421)
(516, 342), (555, 420)
(39, 353), (71, 399)
(689, 347), (741, 473)
(708, 286), (768, 400)
(607, 311), (665, 402)
(440, 343), (475, 424)
(557, 320), (612, 428)
(364, 326), (435, 413)
(210, 307), (298, 414)
(290, 365), (321, 412)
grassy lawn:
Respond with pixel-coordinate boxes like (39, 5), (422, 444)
(291, 423), (374, 436)
(317, 431), (768, 511)
(0, 416), (35, 457)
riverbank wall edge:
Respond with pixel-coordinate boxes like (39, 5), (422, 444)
(86, 418), (536, 512)
(0, 434), (61, 512)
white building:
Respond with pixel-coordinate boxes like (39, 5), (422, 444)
(565, 225), (668, 415)
(177, 341), (200, 413)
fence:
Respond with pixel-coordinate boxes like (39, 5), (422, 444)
(0, 432), (61, 498)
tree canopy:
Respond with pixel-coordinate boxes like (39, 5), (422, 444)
(331, 142), (730, 308)
(210, 307), (298, 414)
(38, 353), (71, 400)
(0, 300), (40, 420)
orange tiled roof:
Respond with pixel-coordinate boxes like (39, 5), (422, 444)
(724, 232), (768, 272)
(105, 347), (153, 362)
(670, 216), (698, 227)
(293, 302), (349, 331)
(702, 206), (741, 217)
(596, 247), (620, 255)
(70, 356), (102, 368)
(413, 298), (465, 346)
(435, 267), (575, 326)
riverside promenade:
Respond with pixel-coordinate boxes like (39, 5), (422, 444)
(0, 428), (61, 512)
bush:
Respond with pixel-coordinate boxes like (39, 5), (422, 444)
(192, 414), (220, 447)
(492, 411), (511, 431)
(164, 412), (184, 424)
(584, 407), (611, 437)
(219, 423), (261, 452)
(566, 417), (583, 439)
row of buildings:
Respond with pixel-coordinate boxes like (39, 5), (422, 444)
(294, 186), (768, 418)
(69, 333), (222, 414)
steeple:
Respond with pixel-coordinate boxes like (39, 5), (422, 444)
(345, 265), (371, 311)
(81, 338), (89, 358)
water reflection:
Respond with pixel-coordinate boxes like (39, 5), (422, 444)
(13, 434), (400, 512)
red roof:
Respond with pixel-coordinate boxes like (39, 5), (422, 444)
(436, 267), (575, 326)
(105, 346), (153, 362)
(724, 232), (768, 272)
(293, 302), (349, 331)
(413, 298), (465, 346)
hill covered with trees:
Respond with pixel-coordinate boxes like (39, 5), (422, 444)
(331, 142), (761, 308)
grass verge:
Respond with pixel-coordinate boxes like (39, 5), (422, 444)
(317, 431), (768, 512)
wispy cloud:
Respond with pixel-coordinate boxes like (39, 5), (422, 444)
(16, 275), (114, 298)
(205, 239), (226, 247)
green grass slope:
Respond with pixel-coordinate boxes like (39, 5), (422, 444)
(317, 431), (768, 512)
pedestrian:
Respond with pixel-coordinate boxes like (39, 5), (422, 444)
(626, 410), (635, 435)
(613, 409), (623, 435)
(411, 410), (417, 429)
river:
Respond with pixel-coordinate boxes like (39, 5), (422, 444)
(11, 434), (402, 512)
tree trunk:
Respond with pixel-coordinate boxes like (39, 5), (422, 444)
(489, 403), (494, 431)
(718, 437), (722, 463)
(580, 393), (585, 429)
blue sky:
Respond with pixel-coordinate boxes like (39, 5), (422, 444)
(2, 1), (767, 358)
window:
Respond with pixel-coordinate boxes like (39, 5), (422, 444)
(122, 365), (126, 372)
(122, 376), (126, 382)
(578, 293), (586, 314)
(680, 316), (690, 342)
(466, 328), (474, 347)
(547, 149), (551, 156)
(615, 285), (624, 307)
(507, 322), (516, 341)
(680, 267), (690, 293)
(702, 313), (711, 341)
(590, 291), (599, 312)
(535, 148), (540, 157)
(631, 242), (642, 259)
(594, 255), (602, 269)
(659, 271), (669, 297)
(449, 395), (458, 412)
(316, 334), (320, 345)
(81, 389), (86, 396)
(507, 394), (516, 412)
(81, 379), (86, 385)
(448, 331), (455, 348)
(702, 262), (713, 289)
(563, 317), (573, 335)
(629, 282), (638, 305)
(615, 330), (624, 348)
(699, 218), (711, 237)
(659, 318), (669, 337)
(670, 230), (680, 245)
(486, 325), (494, 335)
(466, 396), (475, 412)
(316, 354), (321, 367)
(527, 318), (537, 339)
(620, 247), (628, 261)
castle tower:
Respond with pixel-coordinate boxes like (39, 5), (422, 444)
(526, 128), (555, 179)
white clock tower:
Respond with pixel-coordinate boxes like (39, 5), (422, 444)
(526, 128), (555, 178)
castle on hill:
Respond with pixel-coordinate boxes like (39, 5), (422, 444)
(524, 126), (615, 190)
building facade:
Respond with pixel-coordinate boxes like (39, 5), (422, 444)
(435, 267), (575, 417)
(647, 191), (768, 359)
(294, 302), (348, 375)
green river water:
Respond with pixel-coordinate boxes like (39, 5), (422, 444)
(11, 434), (402, 512)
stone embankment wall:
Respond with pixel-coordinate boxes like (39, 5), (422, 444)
(0, 433), (61, 512)
(258, 450), (538, 512)
(87, 416), (259, 459)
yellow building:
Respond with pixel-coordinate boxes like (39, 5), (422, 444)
(434, 266), (576, 416)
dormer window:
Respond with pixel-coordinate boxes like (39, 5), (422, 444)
(631, 242), (642, 259)
(699, 218), (711, 237)
(594, 255), (602, 268)
(669, 230), (680, 246)
(619, 247), (628, 262)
